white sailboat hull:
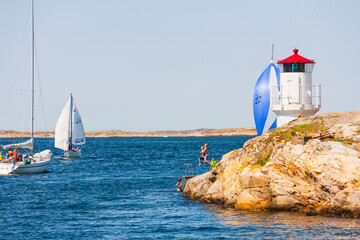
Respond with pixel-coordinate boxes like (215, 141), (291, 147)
(0, 163), (19, 175)
(0, 159), (50, 175)
(13, 160), (50, 174)
(64, 150), (81, 158)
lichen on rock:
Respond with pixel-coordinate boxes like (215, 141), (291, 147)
(183, 111), (360, 217)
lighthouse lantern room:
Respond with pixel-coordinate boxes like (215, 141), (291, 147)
(270, 49), (321, 126)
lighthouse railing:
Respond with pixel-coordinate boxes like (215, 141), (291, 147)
(270, 84), (321, 109)
(313, 84), (321, 108)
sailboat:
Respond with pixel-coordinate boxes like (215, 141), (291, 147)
(55, 94), (85, 158)
(253, 45), (280, 136)
(0, 0), (52, 175)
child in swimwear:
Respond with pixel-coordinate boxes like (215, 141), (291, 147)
(198, 146), (204, 166)
(176, 178), (183, 192)
(210, 158), (217, 170)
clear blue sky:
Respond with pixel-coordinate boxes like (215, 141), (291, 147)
(0, 0), (359, 131)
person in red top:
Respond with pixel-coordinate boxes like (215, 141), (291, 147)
(13, 147), (19, 161)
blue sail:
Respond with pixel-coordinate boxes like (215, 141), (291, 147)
(253, 62), (280, 136)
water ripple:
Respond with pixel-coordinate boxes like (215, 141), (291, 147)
(1, 137), (360, 239)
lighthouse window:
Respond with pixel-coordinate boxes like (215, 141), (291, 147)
(280, 63), (292, 72)
(279, 63), (304, 72)
(292, 63), (299, 72)
(304, 63), (314, 73)
(278, 63), (314, 73)
(291, 63), (305, 72)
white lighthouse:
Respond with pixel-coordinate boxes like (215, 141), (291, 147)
(270, 49), (321, 126)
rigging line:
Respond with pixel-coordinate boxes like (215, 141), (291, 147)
(34, 43), (47, 128)
(7, 4), (30, 107)
(12, 84), (30, 144)
(33, 25), (51, 148)
(31, 0), (35, 140)
(35, 94), (51, 146)
(16, 89), (24, 140)
(35, 44), (42, 92)
(2, 2), (32, 135)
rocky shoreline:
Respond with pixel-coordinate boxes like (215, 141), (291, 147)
(0, 127), (256, 138)
(183, 111), (360, 218)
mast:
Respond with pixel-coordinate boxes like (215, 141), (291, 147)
(70, 93), (73, 145)
(31, 0), (35, 139)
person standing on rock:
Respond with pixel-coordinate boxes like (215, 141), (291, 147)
(210, 158), (217, 170)
(198, 146), (205, 165)
(203, 143), (208, 162)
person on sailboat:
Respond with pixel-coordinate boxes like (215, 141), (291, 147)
(8, 148), (14, 159)
(13, 148), (19, 162)
(68, 142), (73, 151)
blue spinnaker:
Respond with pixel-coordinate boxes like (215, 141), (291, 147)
(253, 62), (280, 136)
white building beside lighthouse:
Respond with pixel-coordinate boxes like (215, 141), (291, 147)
(270, 49), (321, 126)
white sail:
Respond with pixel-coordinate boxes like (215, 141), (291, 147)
(71, 105), (85, 145)
(2, 138), (34, 150)
(54, 98), (71, 151)
(263, 63), (280, 134)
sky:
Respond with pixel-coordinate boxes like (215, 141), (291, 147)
(0, 0), (359, 132)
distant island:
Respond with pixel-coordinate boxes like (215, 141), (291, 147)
(0, 127), (257, 138)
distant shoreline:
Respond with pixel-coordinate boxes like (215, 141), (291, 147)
(0, 127), (257, 138)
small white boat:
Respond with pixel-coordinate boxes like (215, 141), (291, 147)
(0, 141), (52, 175)
(55, 94), (86, 158)
(0, 160), (51, 175)
(0, 0), (52, 175)
(64, 150), (81, 158)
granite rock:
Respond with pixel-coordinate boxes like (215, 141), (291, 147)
(183, 111), (360, 217)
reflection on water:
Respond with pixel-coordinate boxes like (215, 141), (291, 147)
(205, 204), (360, 239)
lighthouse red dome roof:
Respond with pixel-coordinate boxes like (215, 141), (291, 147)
(277, 49), (315, 63)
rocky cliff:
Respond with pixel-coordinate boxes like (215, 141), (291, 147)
(183, 111), (360, 217)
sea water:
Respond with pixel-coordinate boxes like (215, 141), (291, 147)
(1, 137), (360, 239)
